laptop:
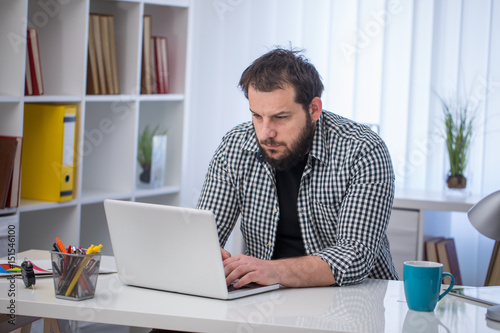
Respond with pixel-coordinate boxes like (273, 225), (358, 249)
(103, 199), (280, 299)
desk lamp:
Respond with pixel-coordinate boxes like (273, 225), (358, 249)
(467, 189), (500, 321)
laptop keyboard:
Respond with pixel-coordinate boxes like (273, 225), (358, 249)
(228, 282), (261, 292)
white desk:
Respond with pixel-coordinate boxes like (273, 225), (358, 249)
(1, 250), (500, 333)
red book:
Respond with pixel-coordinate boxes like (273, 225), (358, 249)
(436, 238), (463, 285)
(161, 37), (169, 94)
(26, 29), (37, 95)
(25, 38), (33, 96)
(154, 37), (163, 94)
(27, 28), (44, 95)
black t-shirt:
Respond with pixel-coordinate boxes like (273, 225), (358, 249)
(272, 156), (308, 260)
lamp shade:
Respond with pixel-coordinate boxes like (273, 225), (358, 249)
(468, 190), (500, 241)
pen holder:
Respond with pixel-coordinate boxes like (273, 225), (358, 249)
(51, 251), (101, 301)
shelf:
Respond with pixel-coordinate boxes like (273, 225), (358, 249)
(394, 188), (480, 212)
(85, 94), (137, 103)
(19, 199), (78, 213)
(144, 0), (189, 7)
(80, 189), (133, 205)
(0, 207), (17, 217)
(138, 93), (184, 102)
(23, 95), (83, 103)
(134, 185), (180, 198)
(0, 0), (190, 252)
(0, 97), (22, 103)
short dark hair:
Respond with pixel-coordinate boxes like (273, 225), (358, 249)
(238, 47), (324, 111)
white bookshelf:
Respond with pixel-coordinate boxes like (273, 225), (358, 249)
(0, 0), (191, 256)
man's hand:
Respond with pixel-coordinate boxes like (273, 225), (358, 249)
(223, 254), (335, 288)
(221, 248), (231, 260)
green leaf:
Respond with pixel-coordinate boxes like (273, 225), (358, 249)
(437, 90), (477, 177)
(137, 125), (167, 167)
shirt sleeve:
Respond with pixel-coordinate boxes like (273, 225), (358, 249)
(313, 141), (395, 286)
(196, 140), (240, 247)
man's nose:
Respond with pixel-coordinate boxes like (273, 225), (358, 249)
(260, 119), (277, 140)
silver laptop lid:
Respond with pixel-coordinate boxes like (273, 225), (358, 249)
(103, 199), (230, 299)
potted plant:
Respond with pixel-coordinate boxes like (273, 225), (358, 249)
(437, 92), (476, 189)
(137, 125), (166, 183)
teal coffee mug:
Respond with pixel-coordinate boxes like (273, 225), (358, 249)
(404, 261), (455, 312)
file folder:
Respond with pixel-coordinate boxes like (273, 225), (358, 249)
(21, 104), (77, 202)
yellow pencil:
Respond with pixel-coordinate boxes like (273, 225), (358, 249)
(64, 244), (102, 296)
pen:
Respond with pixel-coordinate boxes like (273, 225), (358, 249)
(55, 238), (67, 253)
(64, 244), (102, 297)
(52, 259), (62, 276)
(58, 259), (79, 295)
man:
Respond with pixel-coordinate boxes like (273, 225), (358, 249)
(197, 48), (398, 288)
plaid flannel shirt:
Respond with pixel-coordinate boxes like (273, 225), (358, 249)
(197, 111), (398, 285)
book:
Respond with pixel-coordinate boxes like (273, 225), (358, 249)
(1, 136), (23, 208)
(160, 37), (169, 94)
(154, 36), (163, 94)
(87, 14), (119, 95)
(27, 28), (44, 96)
(21, 104), (77, 202)
(153, 36), (169, 94)
(26, 28), (37, 96)
(150, 37), (157, 94)
(424, 237), (444, 262)
(0, 138), (18, 209)
(436, 238), (462, 285)
(87, 14), (100, 94)
(141, 15), (153, 94)
(91, 14), (107, 95)
(25, 38), (33, 96)
(485, 241), (500, 286)
(108, 15), (119, 95)
(101, 15), (114, 95)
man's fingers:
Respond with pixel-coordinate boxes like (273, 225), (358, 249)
(224, 255), (250, 286)
(221, 248), (231, 260)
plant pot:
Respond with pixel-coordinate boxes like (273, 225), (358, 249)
(139, 165), (151, 183)
(446, 174), (467, 189)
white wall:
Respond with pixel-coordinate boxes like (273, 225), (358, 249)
(181, 0), (500, 277)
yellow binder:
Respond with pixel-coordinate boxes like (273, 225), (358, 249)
(21, 104), (77, 202)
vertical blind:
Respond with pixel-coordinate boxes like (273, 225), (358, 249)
(184, 0), (500, 208)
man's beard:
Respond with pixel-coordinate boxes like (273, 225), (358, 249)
(256, 115), (316, 171)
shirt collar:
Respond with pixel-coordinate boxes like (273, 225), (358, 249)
(309, 112), (329, 166)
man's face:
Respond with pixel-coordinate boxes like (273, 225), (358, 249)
(249, 85), (317, 170)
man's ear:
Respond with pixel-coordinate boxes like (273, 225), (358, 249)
(309, 97), (322, 122)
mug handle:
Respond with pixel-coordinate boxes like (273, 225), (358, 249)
(438, 272), (455, 301)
